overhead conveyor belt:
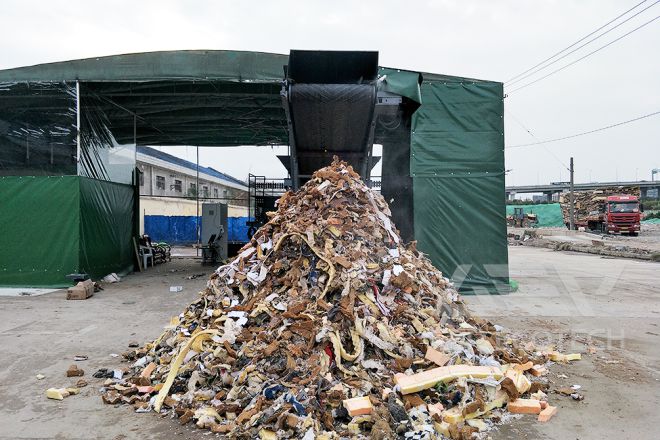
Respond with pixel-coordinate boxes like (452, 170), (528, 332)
(281, 51), (380, 188)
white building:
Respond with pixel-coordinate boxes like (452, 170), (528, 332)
(137, 146), (248, 205)
(136, 146), (249, 236)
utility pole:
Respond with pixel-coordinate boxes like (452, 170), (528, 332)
(196, 146), (200, 257)
(569, 157), (575, 231)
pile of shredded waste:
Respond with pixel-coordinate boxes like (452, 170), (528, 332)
(102, 159), (579, 439)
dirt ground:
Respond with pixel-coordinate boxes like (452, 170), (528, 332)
(0, 248), (658, 439)
(525, 223), (660, 253)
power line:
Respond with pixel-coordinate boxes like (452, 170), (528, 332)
(505, 0), (651, 84)
(505, 109), (569, 170)
(506, 110), (660, 148)
(507, 14), (660, 94)
(505, 0), (658, 87)
(504, 1), (654, 85)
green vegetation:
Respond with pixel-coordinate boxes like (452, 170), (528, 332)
(642, 199), (660, 211)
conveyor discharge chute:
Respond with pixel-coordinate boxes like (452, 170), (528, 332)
(280, 50), (380, 188)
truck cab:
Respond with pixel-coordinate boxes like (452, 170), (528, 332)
(603, 195), (641, 236)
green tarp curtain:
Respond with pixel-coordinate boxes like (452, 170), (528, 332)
(378, 67), (422, 104)
(413, 175), (509, 292)
(79, 178), (134, 279)
(411, 80), (508, 293)
(505, 203), (564, 227)
(0, 176), (79, 287)
(411, 81), (504, 175)
(0, 176), (134, 287)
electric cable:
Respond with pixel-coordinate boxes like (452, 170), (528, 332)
(507, 110), (660, 148)
(507, 14), (660, 94)
(506, 109), (569, 170)
(505, 0), (658, 87)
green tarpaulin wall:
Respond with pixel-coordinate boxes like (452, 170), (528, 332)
(0, 176), (79, 286)
(505, 203), (564, 227)
(79, 178), (135, 279)
(0, 176), (134, 287)
(411, 80), (508, 293)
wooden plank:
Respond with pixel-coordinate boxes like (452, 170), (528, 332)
(133, 237), (143, 272)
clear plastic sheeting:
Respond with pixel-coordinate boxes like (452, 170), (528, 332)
(0, 82), (77, 176)
(0, 81), (136, 184)
(79, 87), (136, 184)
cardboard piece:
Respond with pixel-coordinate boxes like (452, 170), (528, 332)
(425, 346), (450, 367)
(67, 280), (94, 300)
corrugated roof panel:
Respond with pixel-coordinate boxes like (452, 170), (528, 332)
(137, 146), (246, 187)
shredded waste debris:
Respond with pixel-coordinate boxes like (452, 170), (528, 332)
(101, 159), (580, 438)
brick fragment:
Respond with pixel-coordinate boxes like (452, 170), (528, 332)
(538, 405), (558, 422)
(342, 396), (373, 416)
(508, 398), (542, 415)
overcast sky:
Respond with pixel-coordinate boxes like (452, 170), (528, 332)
(1, 0), (658, 185)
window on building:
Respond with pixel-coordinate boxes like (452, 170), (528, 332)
(187, 182), (197, 197)
(223, 189), (228, 197)
(213, 188), (218, 198)
(174, 179), (182, 192)
(156, 175), (165, 190)
(202, 185), (209, 197)
(139, 171), (144, 186)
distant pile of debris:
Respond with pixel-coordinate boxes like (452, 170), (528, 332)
(559, 186), (640, 221)
(102, 159), (578, 438)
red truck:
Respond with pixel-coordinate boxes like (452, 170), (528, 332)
(577, 195), (642, 236)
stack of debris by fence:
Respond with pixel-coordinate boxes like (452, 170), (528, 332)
(101, 159), (579, 438)
(559, 186), (640, 223)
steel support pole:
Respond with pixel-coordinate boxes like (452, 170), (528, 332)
(76, 81), (81, 174)
(569, 157), (575, 231)
(196, 146), (200, 257)
(281, 86), (299, 189)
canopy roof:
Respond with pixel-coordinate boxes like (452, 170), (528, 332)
(0, 50), (491, 147)
(0, 50), (288, 82)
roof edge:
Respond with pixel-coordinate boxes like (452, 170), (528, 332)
(0, 50), (289, 83)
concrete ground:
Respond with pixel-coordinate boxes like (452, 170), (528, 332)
(0, 248), (658, 439)
(465, 247), (660, 439)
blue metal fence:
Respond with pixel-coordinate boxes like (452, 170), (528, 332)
(144, 216), (250, 244)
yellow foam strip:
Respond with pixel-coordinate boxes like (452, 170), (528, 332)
(395, 365), (504, 395)
(154, 329), (219, 412)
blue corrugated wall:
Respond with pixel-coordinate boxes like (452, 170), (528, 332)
(227, 217), (251, 243)
(144, 216), (250, 244)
